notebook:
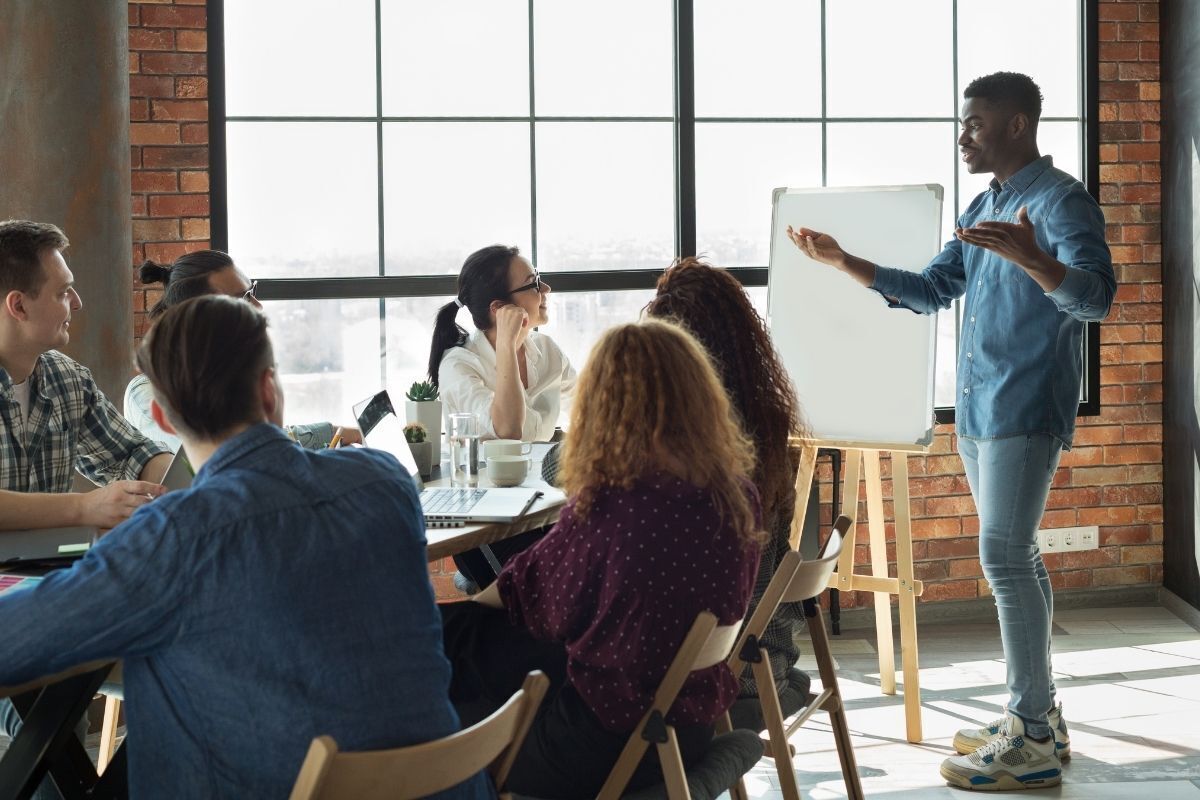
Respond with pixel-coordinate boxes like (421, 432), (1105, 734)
(352, 390), (543, 528)
(0, 526), (96, 565)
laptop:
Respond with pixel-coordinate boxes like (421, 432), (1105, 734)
(352, 390), (544, 528)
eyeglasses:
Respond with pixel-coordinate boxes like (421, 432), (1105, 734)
(241, 279), (258, 301)
(509, 272), (544, 295)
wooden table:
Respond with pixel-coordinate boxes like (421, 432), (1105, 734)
(0, 661), (125, 800)
(422, 464), (567, 562)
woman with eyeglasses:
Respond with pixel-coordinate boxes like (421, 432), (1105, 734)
(429, 245), (576, 442)
(125, 250), (360, 452)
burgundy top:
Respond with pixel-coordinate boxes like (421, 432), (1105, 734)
(496, 473), (761, 732)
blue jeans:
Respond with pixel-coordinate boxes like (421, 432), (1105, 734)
(959, 434), (1062, 740)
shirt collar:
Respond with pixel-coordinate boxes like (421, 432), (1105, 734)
(0, 353), (51, 399)
(194, 423), (293, 483)
(465, 328), (543, 368)
(989, 154), (1053, 196)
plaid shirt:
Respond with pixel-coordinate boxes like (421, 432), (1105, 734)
(0, 350), (169, 493)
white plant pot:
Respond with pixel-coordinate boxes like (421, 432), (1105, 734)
(405, 399), (443, 464)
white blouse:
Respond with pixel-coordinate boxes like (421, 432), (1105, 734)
(438, 330), (576, 442)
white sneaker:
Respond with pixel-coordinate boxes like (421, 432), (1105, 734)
(954, 704), (1070, 760)
(941, 713), (1063, 791)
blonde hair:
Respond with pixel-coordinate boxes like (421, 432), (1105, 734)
(559, 320), (764, 546)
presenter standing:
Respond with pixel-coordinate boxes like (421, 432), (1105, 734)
(786, 72), (1113, 791)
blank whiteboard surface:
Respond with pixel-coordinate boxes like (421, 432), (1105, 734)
(768, 185), (943, 447)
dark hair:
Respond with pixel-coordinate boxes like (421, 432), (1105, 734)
(140, 249), (236, 320)
(964, 71), (1043, 126)
(0, 220), (69, 296)
(135, 295), (274, 440)
(645, 257), (808, 529)
(427, 245), (520, 385)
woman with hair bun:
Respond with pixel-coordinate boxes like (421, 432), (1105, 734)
(126, 250), (359, 451)
(428, 245), (575, 442)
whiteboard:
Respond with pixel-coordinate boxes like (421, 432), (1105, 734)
(767, 185), (943, 447)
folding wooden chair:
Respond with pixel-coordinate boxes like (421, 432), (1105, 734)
(288, 670), (548, 800)
(596, 612), (748, 800)
(723, 516), (864, 800)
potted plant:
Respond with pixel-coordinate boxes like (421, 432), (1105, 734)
(404, 380), (443, 465)
(403, 422), (433, 479)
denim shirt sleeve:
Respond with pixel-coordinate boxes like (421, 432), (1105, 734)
(869, 236), (967, 315)
(1042, 188), (1116, 322)
(0, 508), (187, 685)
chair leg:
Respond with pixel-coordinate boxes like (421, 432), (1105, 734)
(808, 605), (864, 800)
(98, 695), (121, 774)
(719, 712), (751, 800)
(596, 717), (653, 800)
(656, 728), (692, 800)
(752, 657), (803, 800)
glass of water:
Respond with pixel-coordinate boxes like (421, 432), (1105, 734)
(448, 412), (481, 487)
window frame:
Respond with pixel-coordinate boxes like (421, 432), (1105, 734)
(207, 0), (1103, 423)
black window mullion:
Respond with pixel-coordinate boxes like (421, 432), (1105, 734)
(674, 0), (696, 259)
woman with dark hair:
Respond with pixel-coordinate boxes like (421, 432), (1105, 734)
(644, 257), (810, 711)
(429, 245), (575, 442)
(125, 251), (359, 451)
(442, 320), (762, 798)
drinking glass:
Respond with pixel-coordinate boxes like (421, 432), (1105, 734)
(448, 412), (481, 487)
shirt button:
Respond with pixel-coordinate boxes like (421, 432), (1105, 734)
(967, 352), (973, 358)
(963, 387), (970, 395)
(977, 280), (982, 286)
(970, 316), (976, 323)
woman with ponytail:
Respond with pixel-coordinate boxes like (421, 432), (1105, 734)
(126, 251), (359, 451)
(429, 245), (575, 442)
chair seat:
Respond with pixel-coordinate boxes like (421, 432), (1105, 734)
(513, 730), (765, 800)
(622, 730), (764, 800)
(727, 668), (812, 733)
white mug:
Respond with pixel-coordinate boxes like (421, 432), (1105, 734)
(487, 455), (530, 487)
(483, 438), (533, 460)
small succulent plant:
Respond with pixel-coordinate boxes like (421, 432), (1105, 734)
(403, 422), (428, 444)
(406, 380), (440, 402)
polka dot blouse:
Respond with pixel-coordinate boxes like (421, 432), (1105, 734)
(496, 472), (762, 733)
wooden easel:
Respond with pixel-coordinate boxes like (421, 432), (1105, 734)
(788, 438), (928, 743)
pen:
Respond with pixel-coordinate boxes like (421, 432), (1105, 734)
(514, 490), (544, 520)
(328, 427), (344, 449)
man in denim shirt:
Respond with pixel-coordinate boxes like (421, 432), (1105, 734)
(0, 296), (492, 799)
(787, 72), (1114, 791)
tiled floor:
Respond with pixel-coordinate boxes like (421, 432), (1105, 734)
(743, 604), (1200, 798)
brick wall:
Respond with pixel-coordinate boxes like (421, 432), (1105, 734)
(129, 0), (210, 340)
(824, 0), (1163, 609)
(125, 0), (1164, 604)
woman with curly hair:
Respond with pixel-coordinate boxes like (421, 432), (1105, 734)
(645, 257), (809, 708)
(440, 320), (764, 799)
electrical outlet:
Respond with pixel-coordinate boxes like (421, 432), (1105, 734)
(1037, 525), (1100, 554)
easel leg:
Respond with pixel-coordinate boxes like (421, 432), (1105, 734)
(892, 452), (923, 742)
(832, 451), (861, 596)
(788, 444), (819, 551)
(863, 451), (896, 695)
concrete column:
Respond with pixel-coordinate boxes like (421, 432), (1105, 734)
(0, 1), (132, 403)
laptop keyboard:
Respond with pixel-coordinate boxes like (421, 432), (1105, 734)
(422, 488), (487, 515)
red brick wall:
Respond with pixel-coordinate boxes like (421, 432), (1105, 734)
(129, 0), (210, 340)
(823, 0), (1163, 609)
(126, 0), (1163, 603)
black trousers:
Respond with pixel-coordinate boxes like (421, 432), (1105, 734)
(440, 602), (714, 799)
(452, 527), (548, 590)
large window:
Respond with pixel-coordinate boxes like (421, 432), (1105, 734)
(212, 0), (1099, 429)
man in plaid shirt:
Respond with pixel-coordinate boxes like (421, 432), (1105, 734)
(0, 220), (174, 798)
(0, 220), (172, 528)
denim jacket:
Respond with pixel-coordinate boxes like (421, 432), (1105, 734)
(871, 156), (1115, 446)
(0, 424), (492, 800)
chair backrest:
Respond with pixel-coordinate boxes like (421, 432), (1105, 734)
(288, 670), (549, 800)
(596, 612), (742, 800)
(781, 515), (851, 604)
(727, 515), (852, 674)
